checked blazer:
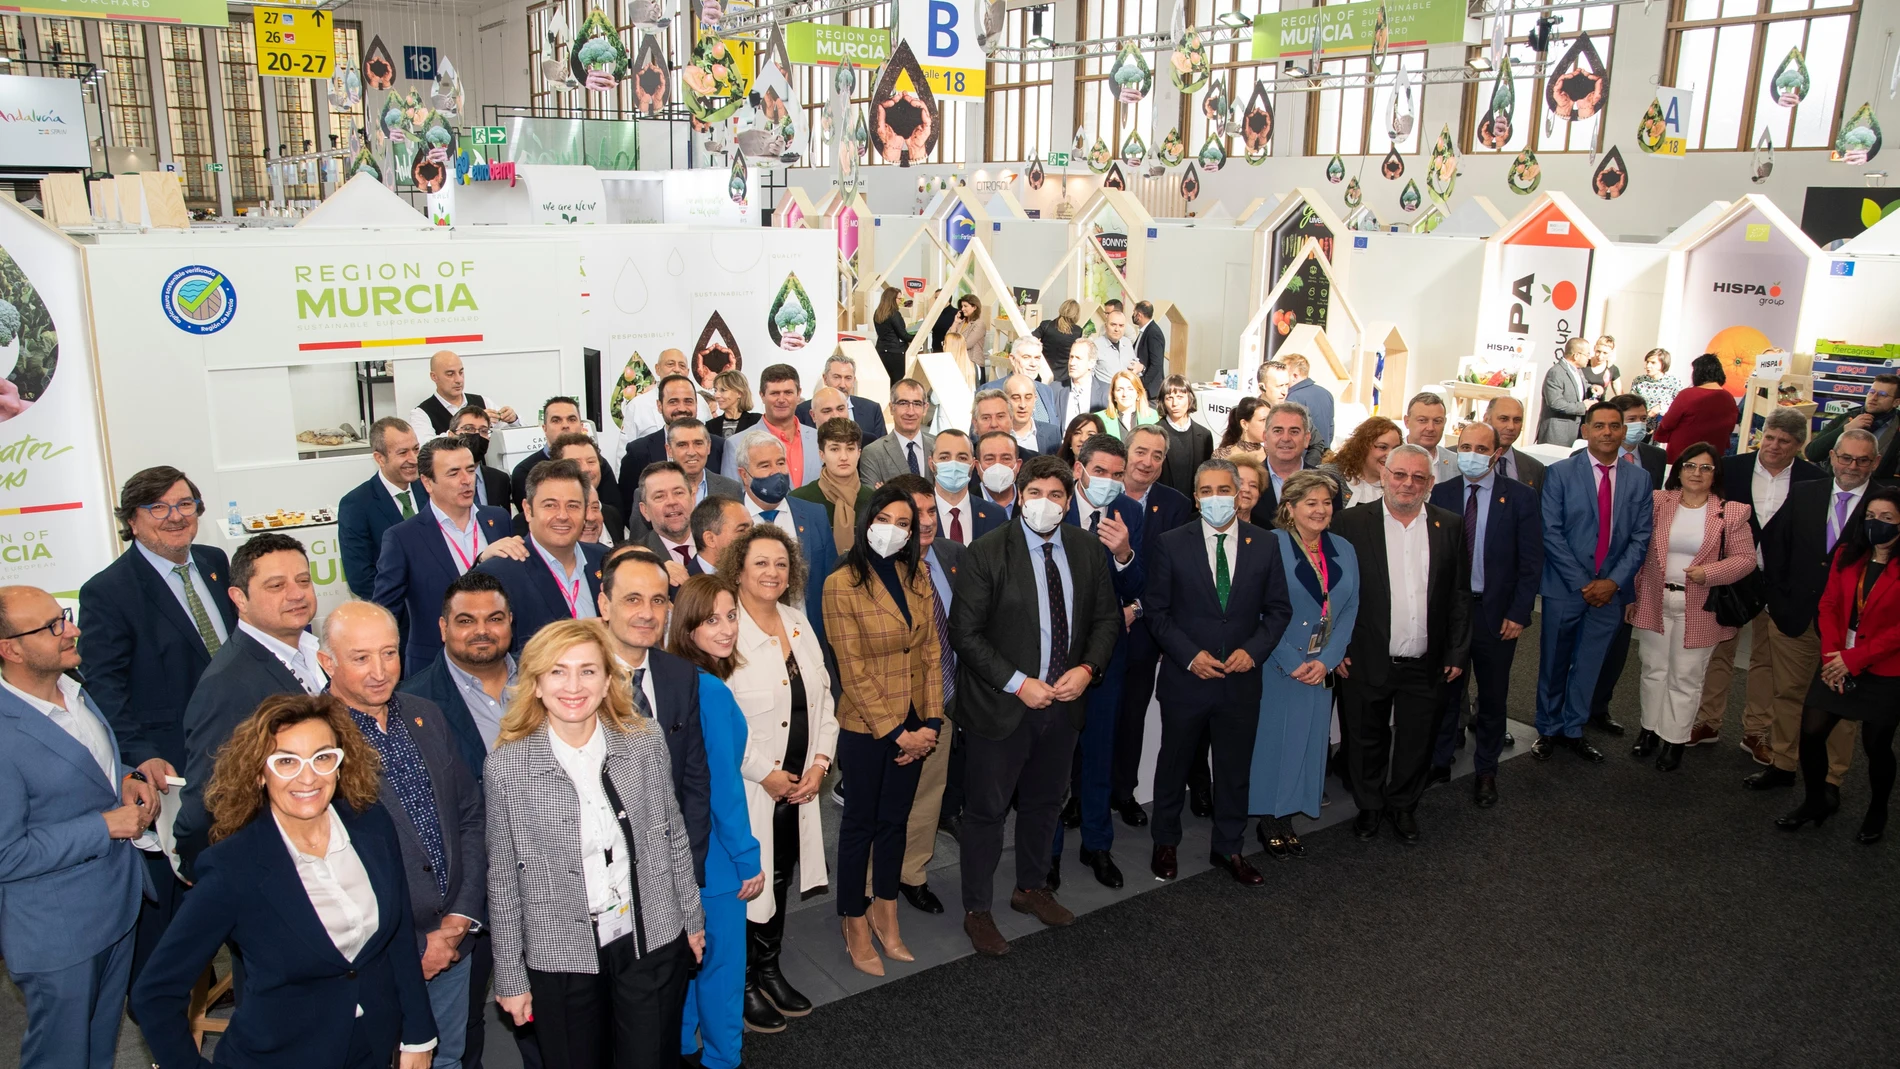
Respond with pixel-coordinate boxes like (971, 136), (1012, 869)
(1624, 492), (1755, 649)
(483, 721), (704, 997)
(820, 563), (944, 738)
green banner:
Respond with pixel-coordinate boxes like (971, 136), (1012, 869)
(9, 0), (228, 27)
(783, 23), (890, 66)
(1251, 0), (1468, 62)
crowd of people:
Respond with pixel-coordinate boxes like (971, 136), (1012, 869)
(6, 331), (1899, 1069)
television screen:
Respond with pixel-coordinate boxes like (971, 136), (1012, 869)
(0, 75), (92, 170)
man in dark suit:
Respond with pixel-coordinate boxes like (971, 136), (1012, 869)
(1804, 372), (1899, 473)
(927, 429), (1003, 546)
(733, 431), (836, 638)
(687, 495), (750, 576)
(1484, 395), (1546, 492)
(543, 432), (629, 543)
(1696, 410), (1825, 753)
(449, 408), (515, 512)
(338, 416), (422, 597)
(1284, 353), (1335, 468)
(633, 461), (700, 599)
(1146, 458), (1290, 882)
(618, 376), (727, 495)
(807, 386), (878, 449)
(1053, 434), (1145, 890)
(1537, 337), (1591, 446)
(476, 458), (609, 654)
(318, 601), (486, 1069)
(175, 533), (325, 879)
(373, 436), (521, 675)
(1260, 401), (1336, 514)
(979, 337), (1063, 425)
(1005, 374), (1063, 457)
(1428, 422), (1543, 807)
(1129, 301), (1169, 403)
(795, 353), (888, 441)
(948, 455), (1121, 957)
(77, 465), (238, 984)
(1332, 444), (1471, 842)
(1055, 341), (1110, 432)
(511, 395), (626, 520)
(891, 474), (963, 913)
(975, 431), (1026, 518)
(1750, 427), (1880, 795)
(1585, 392), (1670, 735)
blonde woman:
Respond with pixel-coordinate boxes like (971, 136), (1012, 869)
(1102, 369), (1160, 442)
(709, 370), (759, 439)
(484, 619), (705, 1069)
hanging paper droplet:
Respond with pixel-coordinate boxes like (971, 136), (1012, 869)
(571, 9), (631, 94)
(1121, 131), (1146, 167)
(1751, 128), (1775, 184)
(1027, 157), (1046, 190)
(768, 273), (816, 351)
(1370, 3), (1390, 73)
(685, 36), (744, 122)
(364, 36), (397, 91)
(692, 311), (741, 386)
(1380, 144), (1405, 181)
(1546, 33), (1608, 121)
(1171, 25), (1211, 94)
(1110, 41), (1154, 104)
(1181, 161), (1201, 202)
(627, 0), (665, 33)
(1589, 145), (1629, 200)
(1158, 128), (1186, 166)
(1196, 133), (1226, 173)
(1772, 46), (1811, 108)
(870, 42), (940, 167)
(1203, 83), (1230, 134)
(1399, 179), (1422, 212)
(1636, 96), (1667, 154)
(1507, 148), (1541, 194)
(329, 63), (362, 110)
(1344, 176), (1363, 208)
(1104, 163), (1127, 190)
(609, 350), (653, 428)
(1426, 124), (1457, 202)
(1326, 154), (1346, 184)
(1242, 81), (1274, 163)
(1477, 58), (1516, 149)
(1388, 70), (1415, 141)
(729, 150), (748, 204)
(1088, 137), (1112, 173)
(1835, 102), (1882, 165)
(632, 35), (670, 117)
(852, 107), (870, 159)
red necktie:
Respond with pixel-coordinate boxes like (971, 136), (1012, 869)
(949, 506), (964, 543)
(674, 544), (693, 566)
(1593, 463), (1613, 574)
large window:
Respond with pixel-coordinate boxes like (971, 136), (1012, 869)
(1189, 0), (1283, 160)
(99, 23), (155, 150)
(1075, 0), (1163, 157)
(1308, 50), (1426, 156)
(1462, 0), (1616, 155)
(0, 17), (24, 62)
(159, 28), (215, 207)
(33, 18), (82, 72)
(984, 8), (1054, 162)
(326, 23), (365, 149)
(216, 25), (268, 206)
(526, 0), (565, 116)
(1664, 0), (1860, 151)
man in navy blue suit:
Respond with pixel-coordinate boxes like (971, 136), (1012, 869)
(1533, 402), (1654, 762)
(618, 375), (727, 496)
(732, 431), (836, 640)
(795, 353), (888, 441)
(475, 458), (608, 655)
(1429, 421), (1543, 807)
(1052, 433), (1145, 890)
(77, 465), (237, 986)
(373, 436), (523, 675)
(975, 431), (1025, 519)
(337, 416), (422, 597)
(928, 429), (1003, 546)
(1110, 424), (1195, 825)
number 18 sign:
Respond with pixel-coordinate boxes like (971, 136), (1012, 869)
(254, 7), (334, 79)
(895, 0), (986, 97)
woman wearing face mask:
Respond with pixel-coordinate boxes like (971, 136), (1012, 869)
(1778, 485), (1900, 843)
(1158, 374), (1214, 499)
(1653, 353), (1738, 463)
(819, 486), (942, 974)
(1626, 443), (1755, 771)
(1250, 472), (1360, 859)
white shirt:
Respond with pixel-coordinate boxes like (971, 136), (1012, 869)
(135, 543), (230, 646)
(1345, 477), (1384, 508)
(1666, 503), (1707, 585)
(1383, 503), (1430, 658)
(1202, 519), (1238, 582)
(277, 807), (380, 961)
(1011, 425), (1039, 455)
(408, 393), (520, 440)
(1166, 415), (1193, 433)
(430, 502), (490, 575)
(935, 491), (973, 544)
(1752, 458), (1794, 568)
(546, 724), (632, 916)
(614, 654), (661, 716)
(622, 390), (711, 442)
(1065, 381), (1094, 429)
(238, 620), (327, 694)
(1, 673), (115, 787)
(744, 495), (800, 542)
(892, 432), (927, 474)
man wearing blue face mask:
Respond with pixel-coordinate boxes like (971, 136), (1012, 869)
(734, 432), (836, 640)
(929, 429), (1004, 546)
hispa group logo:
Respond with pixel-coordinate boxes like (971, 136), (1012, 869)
(161, 265), (237, 334)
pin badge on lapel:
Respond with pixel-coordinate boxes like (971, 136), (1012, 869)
(414, 717), (424, 728)
(210, 572), (218, 580)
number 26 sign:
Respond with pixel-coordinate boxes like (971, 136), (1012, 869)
(254, 7), (335, 80)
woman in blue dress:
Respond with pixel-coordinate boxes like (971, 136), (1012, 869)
(668, 574), (765, 1069)
(1250, 470), (1359, 858)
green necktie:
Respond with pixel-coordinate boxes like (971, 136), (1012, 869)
(173, 564), (222, 655)
(1214, 533), (1231, 611)
(397, 489), (415, 518)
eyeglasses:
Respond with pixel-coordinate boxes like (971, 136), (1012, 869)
(1679, 462), (1717, 474)
(454, 426), (491, 438)
(137, 500), (204, 521)
(0, 606), (72, 641)
(1834, 453), (1878, 468)
(1385, 472), (1432, 485)
(266, 747), (345, 779)
(890, 399), (926, 409)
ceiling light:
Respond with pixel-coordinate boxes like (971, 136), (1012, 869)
(1468, 55), (1492, 72)
(1282, 60), (1308, 77)
(1216, 11), (1253, 28)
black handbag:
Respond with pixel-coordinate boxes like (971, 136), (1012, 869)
(1705, 502), (1766, 628)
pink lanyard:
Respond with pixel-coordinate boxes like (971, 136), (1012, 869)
(438, 516), (479, 572)
(1303, 536), (1331, 620)
(542, 556), (582, 617)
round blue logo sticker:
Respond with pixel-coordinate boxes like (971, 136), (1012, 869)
(161, 265), (237, 334)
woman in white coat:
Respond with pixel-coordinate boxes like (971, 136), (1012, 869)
(719, 524), (839, 1035)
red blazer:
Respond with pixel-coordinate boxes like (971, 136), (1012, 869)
(1626, 491), (1755, 648)
(1818, 553), (1900, 677)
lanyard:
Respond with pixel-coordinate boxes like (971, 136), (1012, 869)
(1302, 535), (1331, 618)
(1857, 562), (1882, 621)
(542, 555), (582, 617)
(438, 515), (480, 572)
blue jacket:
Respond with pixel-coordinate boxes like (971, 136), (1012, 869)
(1145, 520), (1292, 708)
(76, 543), (238, 768)
(693, 671), (763, 897)
(396, 651), (493, 783)
(779, 495), (840, 646)
(370, 506), (513, 673)
(1267, 529), (1359, 675)
(796, 394), (889, 440)
(1540, 450), (1655, 606)
(1287, 377), (1335, 466)
(1067, 494), (1147, 604)
(472, 540), (609, 656)
(979, 376), (1064, 428)
(1431, 473), (1545, 633)
(338, 473), (425, 598)
(0, 683), (147, 974)
(132, 803), (436, 1069)
(619, 428), (729, 500)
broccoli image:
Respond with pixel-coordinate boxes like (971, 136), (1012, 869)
(0, 299), (18, 347)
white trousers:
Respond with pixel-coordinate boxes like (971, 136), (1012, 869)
(1637, 588), (1715, 745)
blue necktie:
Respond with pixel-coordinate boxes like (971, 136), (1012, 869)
(907, 441), (920, 475)
(761, 509), (780, 523)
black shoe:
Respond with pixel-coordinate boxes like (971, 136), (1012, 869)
(742, 984), (787, 1033)
(1856, 808), (1888, 845)
(1775, 798), (1840, 830)
(1631, 728), (1660, 759)
(1655, 741), (1685, 772)
(1209, 851), (1264, 885)
(1079, 847), (1124, 889)
(1473, 773), (1498, 808)
(1046, 860), (1061, 892)
(938, 812), (963, 838)
(1588, 714), (1627, 737)
(899, 881), (944, 915)
(1352, 809), (1381, 840)
(1743, 767), (1797, 791)
(1531, 735), (1558, 761)
(755, 966), (810, 1017)
(1255, 820), (1293, 861)
(1060, 796), (1082, 829)
(1426, 765), (1451, 788)
(1189, 785), (1213, 818)
(1388, 808), (1420, 843)
(1113, 796), (1150, 827)
(1501, 731), (1516, 748)
(1825, 783), (1842, 811)
(1562, 736), (1607, 762)
(1284, 830), (1306, 858)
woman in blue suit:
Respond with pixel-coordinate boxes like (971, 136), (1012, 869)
(667, 575), (765, 1069)
(1250, 470), (1359, 859)
(131, 694), (436, 1069)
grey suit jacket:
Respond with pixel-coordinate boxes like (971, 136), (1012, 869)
(860, 431), (937, 487)
(1538, 360), (1588, 446)
(701, 472), (744, 501)
(484, 721), (703, 997)
(372, 693), (487, 944)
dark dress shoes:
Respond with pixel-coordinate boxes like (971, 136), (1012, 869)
(1856, 808), (1887, 845)
(1426, 765), (1452, 788)
(1655, 741), (1684, 772)
(899, 881), (944, 915)
(1189, 784), (1213, 818)
(938, 811), (963, 838)
(1150, 843), (1178, 880)
(1743, 767), (1797, 791)
(1502, 730), (1516, 748)
(1631, 728), (1660, 759)
(742, 985), (787, 1033)
(1079, 846), (1124, 889)
(1588, 714), (1627, 736)
(1531, 735), (1558, 761)
(1775, 798), (1839, 830)
(1210, 851), (1264, 885)
(1388, 808), (1420, 843)
(1352, 808), (1381, 840)
(1473, 773), (1498, 808)
(1284, 831), (1306, 858)
(1009, 887), (1075, 926)
(1563, 736), (1607, 762)
(1114, 796), (1150, 827)
(1255, 820), (1292, 861)
(964, 910), (1011, 957)
(1060, 796), (1082, 829)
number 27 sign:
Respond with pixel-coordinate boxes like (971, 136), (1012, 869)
(253, 7), (334, 79)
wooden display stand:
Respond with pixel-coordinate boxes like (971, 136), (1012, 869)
(1355, 321), (1410, 416)
(1738, 354), (1816, 451)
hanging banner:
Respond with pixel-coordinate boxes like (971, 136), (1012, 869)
(895, 0), (987, 97)
(6, 0), (227, 26)
(1251, 0), (1470, 62)
(1637, 86), (1693, 158)
(784, 23), (891, 66)
(1676, 208), (1811, 391)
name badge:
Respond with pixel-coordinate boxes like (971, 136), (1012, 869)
(1307, 632), (1324, 655)
(596, 901), (633, 947)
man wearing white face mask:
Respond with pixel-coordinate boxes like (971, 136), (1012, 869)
(929, 429), (1003, 545)
(975, 431), (1025, 518)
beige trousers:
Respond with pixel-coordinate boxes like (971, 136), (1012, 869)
(1758, 623), (1858, 783)
(1695, 621), (1774, 737)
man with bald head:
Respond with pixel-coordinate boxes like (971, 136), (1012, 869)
(810, 386), (875, 447)
(1484, 395), (1545, 492)
(410, 349), (518, 437)
(1005, 373), (1062, 456)
(318, 601), (486, 1069)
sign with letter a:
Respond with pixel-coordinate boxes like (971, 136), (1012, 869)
(896, 0), (985, 97)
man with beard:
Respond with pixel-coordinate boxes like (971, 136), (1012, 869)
(622, 349), (710, 441)
(618, 375), (728, 496)
(636, 461), (699, 594)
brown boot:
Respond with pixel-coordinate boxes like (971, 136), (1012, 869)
(867, 897), (915, 962)
(840, 915), (884, 976)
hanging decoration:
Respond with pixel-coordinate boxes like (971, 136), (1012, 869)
(692, 311), (741, 385)
(1087, 136), (1112, 173)
(1109, 41), (1153, 103)
(364, 35), (397, 91)
(823, 62), (854, 144)
(729, 150), (748, 205)
(431, 57), (463, 118)
(1350, 208), (1381, 232)
(1121, 131), (1146, 167)
(852, 107), (870, 159)
(978, 0), (1006, 55)
(1507, 148), (1541, 194)
(1171, 21), (1211, 93)
(1326, 154), (1346, 183)
(328, 63), (362, 110)
(698, 0), (723, 32)
(1546, 33), (1608, 121)
(1380, 144), (1405, 180)
(1590, 145), (1629, 200)
(1104, 163), (1127, 190)
(1751, 128), (1775, 184)
(1027, 157), (1046, 190)
(628, 0), (667, 34)
(630, 36), (670, 117)
(869, 41), (940, 166)
(1149, 7), (1184, 170)
(739, 25), (803, 163)
(1180, 162), (1201, 202)
(570, 9), (630, 94)
(1477, 58), (1515, 148)
(1344, 176), (1363, 208)
(1387, 69), (1414, 141)
(1157, 128), (1186, 167)
(1196, 133), (1226, 172)
(1398, 179), (1421, 212)
(1370, 3), (1390, 72)
(411, 111), (455, 193)
(1835, 103), (1882, 164)
(1636, 96), (1667, 153)
(1242, 82), (1274, 162)
(1771, 47), (1810, 107)
(1204, 83), (1232, 136)
(683, 35), (744, 122)
(1425, 124), (1457, 202)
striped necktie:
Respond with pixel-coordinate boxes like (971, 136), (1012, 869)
(924, 560), (955, 704)
(173, 564), (222, 655)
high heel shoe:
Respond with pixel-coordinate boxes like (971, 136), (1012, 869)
(1775, 799), (1840, 831)
(867, 897), (915, 962)
(1856, 809), (1888, 845)
(841, 915), (884, 976)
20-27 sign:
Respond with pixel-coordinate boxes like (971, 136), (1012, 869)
(254, 6), (334, 79)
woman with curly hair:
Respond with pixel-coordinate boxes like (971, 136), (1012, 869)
(1324, 416), (1403, 507)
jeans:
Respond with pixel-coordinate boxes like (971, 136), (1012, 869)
(425, 952), (473, 1069)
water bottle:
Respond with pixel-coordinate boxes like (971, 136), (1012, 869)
(227, 501), (242, 530)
